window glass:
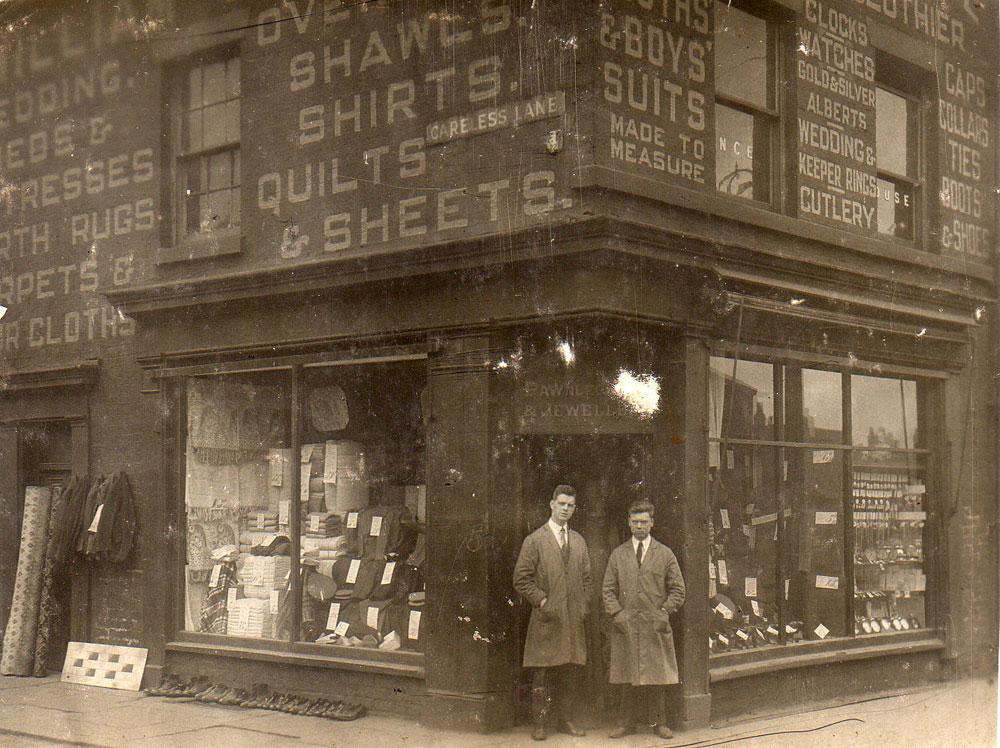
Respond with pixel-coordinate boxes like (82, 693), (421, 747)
(876, 177), (915, 240)
(183, 373), (290, 640)
(801, 369), (842, 443)
(297, 363), (426, 650)
(875, 86), (919, 240)
(875, 88), (910, 177)
(709, 357), (775, 445)
(714, 2), (769, 109)
(852, 375), (918, 450)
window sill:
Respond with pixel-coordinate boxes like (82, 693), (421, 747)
(166, 633), (425, 679)
(709, 630), (945, 682)
(156, 231), (243, 266)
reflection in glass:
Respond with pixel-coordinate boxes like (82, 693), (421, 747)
(852, 375), (917, 450)
(801, 369), (842, 443)
(877, 176), (915, 240)
(876, 87), (910, 177)
(715, 2), (769, 109)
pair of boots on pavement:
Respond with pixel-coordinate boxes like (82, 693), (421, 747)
(530, 685), (585, 740)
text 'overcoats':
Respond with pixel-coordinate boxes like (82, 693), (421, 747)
(602, 537), (686, 685)
(513, 525), (592, 668)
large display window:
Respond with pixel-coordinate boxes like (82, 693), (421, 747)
(180, 360), (427, 657)
(708, 356), (929, 654)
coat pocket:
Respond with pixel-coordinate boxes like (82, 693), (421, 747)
(653, 609), (672, 633)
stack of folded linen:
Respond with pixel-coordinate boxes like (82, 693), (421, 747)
(248, 510), (278, 532)
(238, 530), (277, 555)
(322, 441), (369, 514)
(302, 444), (327, 513)
(241, 555), (291, 599)
(304, 512), (341, 538)
(226, 597), (273, 639)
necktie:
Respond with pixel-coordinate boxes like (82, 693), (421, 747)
(560, 527), (569, 565)
(636, 540), (644, 567)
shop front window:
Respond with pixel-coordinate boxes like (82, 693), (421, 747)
(181, 361), (427, 655)
(708, 357), (929, 654)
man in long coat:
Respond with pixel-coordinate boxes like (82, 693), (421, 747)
(602, 499), (686, 739)
(513, 484), (592, 740)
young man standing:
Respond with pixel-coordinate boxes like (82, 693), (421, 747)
(513, 484), (592, 740)
(602, 499), (686, 739)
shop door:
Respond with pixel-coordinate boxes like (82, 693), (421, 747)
(520, 433), (652, 722)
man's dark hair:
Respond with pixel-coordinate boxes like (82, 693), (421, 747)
(552, 484), (576, 501)
(628, 499), (655, 517)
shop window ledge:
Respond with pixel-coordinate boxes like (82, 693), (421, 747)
(166, 634), (425, 679)
(709, 630), (945, 683)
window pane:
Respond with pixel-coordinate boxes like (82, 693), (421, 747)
(181, 158), (204, 195)
(231, 186), (241, 226)
(226, 100), (240, 144)
(852, 454), (926, 635)
(716, 105), (757, 200)
(876, 177), (915, 240)
(783, 446), (847, 640)
(709, 357), (775, 447)
(203, 102), (227, 149)
(227, 57), (241, 98)
(207, 189), (232, 229)
(185, 110), (203, 153)
(876, 88), (909, 176)
(709, 445), (783, 653)
(185, 194), (201, 235)
(852, 375), (918, 450)
(183, 374), (290, 639)
(202, 61), (227, 106)
(209, 152), (233, 191)
(297, 364), (427, 650)
(188, 68), (202, 109)
(715, 2), (769, 109)
(801, 369), (842, 443)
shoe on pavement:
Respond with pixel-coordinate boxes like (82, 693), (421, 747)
(609, 724), (633, 738)
(531, 723), (547, 740)
(558, 721), (586, 737)
(654, 724), (674, 739)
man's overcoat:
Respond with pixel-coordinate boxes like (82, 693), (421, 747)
(602, 537), (686, 685)
(513, 525), (592, 667)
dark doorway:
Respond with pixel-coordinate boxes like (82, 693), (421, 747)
(19, 422), (73, 672)
(518, 433), (652, 723)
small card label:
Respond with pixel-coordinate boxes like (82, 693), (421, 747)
(209, 564), (221, 588)
(814, 623), (830, 639)
(278, 500), (289, 526)
(750, 599), (762, 617)
(366, 605), (380, 629)
(269, 590), (280, 614)
(812, 449), (834, 464)
(766, 625), (779, 636)
(299, 464), (311, 502)
(408, 610), (422, 640)
(714, 602), (733, 620)
(334, 620), (350, 637)
(785, 624), (796, 634)
(717, 559), (729, 586)
(381, 561), (396, 586)
(324, 442), (338, 483)
(736, 629), (749, 641)
(784, 578), (790, 599)
(752, 512), (778, 525)
(227, 587), (237, 608)
(310, 515), (320, 533)
(718, 634), (729, 645)
(815, 511), (838, 525)
(270, 452), (284, 487)
(346, 512), (358, 529)
(720, 509), (731, 529)
(370, 516), (383, 536)
(745, 577), (757, 598)
(326, 602), (341, 630)
(815, 574), (840, 590)
(301, 444), (314, 463)
(709, 561), (717, 580)
(346, 559), (361, 584)
(87, 504), (104, 533)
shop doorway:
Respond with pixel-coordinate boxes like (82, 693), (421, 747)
(519, 433), (652, 722)
(17, 422), (73, 672)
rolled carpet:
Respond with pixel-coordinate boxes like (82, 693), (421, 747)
(2, 486), (53, 676)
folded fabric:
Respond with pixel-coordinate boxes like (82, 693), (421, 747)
(241, 555), (291, 588)
(331, 557), (384, 600)
(226, 597), (273, 638)
(301, 536), (346, 552)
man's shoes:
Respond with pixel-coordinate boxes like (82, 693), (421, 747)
(558, 721), (586, 737)
(609, 724), (633, 739)
(531, 722), (547, 741)
(654, 724), (674, 739)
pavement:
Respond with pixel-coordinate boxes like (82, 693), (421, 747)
(0, 674), (995, 747)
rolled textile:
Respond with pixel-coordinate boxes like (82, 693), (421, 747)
(1, 487), (53, 676)
(33, 484), (68, 676)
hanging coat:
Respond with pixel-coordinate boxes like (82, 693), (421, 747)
(513, 525), (592, 668)
(602, 537), (686, 685)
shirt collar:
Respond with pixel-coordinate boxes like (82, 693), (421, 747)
(631, 536), (646, 553)
(548, 518), (567, 539)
